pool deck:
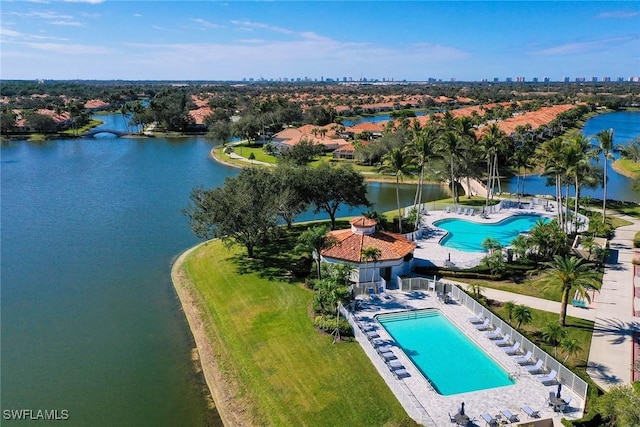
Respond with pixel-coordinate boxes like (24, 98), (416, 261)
(353, 290), (584, 427)
(413, 204), (555, 268)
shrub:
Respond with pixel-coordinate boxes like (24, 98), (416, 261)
(313, 315), (353, 336)
(634, 232), (640, 248)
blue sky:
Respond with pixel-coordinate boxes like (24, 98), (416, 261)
(1, 1), (639, 81)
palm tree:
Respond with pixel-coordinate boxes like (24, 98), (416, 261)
(360, 246), (382, 288)
(512, 304), (533, 329)
(537, 138), (568, 230)
(503, 301), (516, 325)
(564, 134), (597, 232)
(593, 129), (619, 224)
(481, 123), (506, 205)
(543, 255), (601, 326)
(295, 225), (336, 280)
(542, 321), (567, 357)
(379, 148), (414, 232)
(440, 130), (464, 205)
(481, 237), (502, 255)
(409, 125), (441, 229)
(560, 337), (582, 363)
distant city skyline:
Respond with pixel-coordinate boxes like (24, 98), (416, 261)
(1, 1), (639, 81)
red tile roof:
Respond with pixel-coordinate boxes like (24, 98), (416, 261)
(350, 217), (377, 227)
(188, 107), (213, 125)
(84, 99), (110, 109)
(322, 228), (416, 263)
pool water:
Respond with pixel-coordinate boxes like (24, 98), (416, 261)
(434, 214), (548, 252)
(377, 310), (514, 395)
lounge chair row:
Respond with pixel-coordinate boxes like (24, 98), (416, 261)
(481, 409), (519, 425)
(471, 314), (559, 384)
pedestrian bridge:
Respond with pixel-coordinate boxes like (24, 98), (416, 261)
(82, 128), (130, 138)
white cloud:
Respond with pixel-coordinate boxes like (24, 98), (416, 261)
(63, 0), (105, 4)
(597, 11), (640, 19)
(532, 36), (633, 55)
(133, 13), (143, 18)
(50, 20), (84, 27)
(21, 41), (112, 55)
(189, 18), (221, 29)
(230, 20), (294, 35)
(0, 26), (68, 41)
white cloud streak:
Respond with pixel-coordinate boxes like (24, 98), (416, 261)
(597, 11), (640, 19)
(532, 36), (635, 56)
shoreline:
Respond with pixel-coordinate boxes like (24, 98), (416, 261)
(171, 241), (252, 427)
(612, 159), (639, 179)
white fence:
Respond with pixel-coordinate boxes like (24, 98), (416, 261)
(350, 278), (387, 296)
(396, 277), (589, 404)
(339, 304), (437, 426)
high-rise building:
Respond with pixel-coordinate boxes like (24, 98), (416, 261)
(564, 77), (570, 83)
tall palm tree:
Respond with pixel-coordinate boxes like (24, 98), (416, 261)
(379, 148), (414, 232)
(481, 123), (506, 205)
(537, 138), (568, 230)
(564, 134), (597, 232)
(360, 246), (382, 287)
(543, 255), (601, 326)
(593, 129), (618, 224)
(409, 125), (441, 229)
(440, 130), (464, 205)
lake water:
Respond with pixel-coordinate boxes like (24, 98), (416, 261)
(503, 111), (640, 202)
(0, 115), (447, 426)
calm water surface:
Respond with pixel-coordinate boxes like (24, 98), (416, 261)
(0, 115), (448, 426)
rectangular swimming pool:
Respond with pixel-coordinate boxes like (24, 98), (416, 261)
(377, 309), (515, 395)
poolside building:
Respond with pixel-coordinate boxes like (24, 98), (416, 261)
(320, 216), (416, 292)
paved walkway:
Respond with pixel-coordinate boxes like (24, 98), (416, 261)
(586, 213), (640, 390)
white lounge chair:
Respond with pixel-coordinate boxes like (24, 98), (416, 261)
(470, 208), (476, 216)
(456, 207), (462, 214)
(485, 327), (502, 339)
(521, 406), (540, 418)
(468, 312), (484, 324)
(387, 359), (404, 370)
(480, 413), (498, 426)
(445, 206), (451, 213)
(494, 334), (511, 346)
(366, 330), (380, 339)
(514, 351), (533, 365)
(380, 351), (397, 361)
(463, 208), (469, 215)
(523, 359), (544, 373)
(394, 368), (410, 378)
(500, 409), (519, 423)
(538, 369), (557, 384)
(503, 341), (520, 355)
(474, 319), (491, 330)
(376, 345), (392, 354)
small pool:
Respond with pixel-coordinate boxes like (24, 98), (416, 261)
(377, 309), (514, 395)
(434, 214), (547, 252)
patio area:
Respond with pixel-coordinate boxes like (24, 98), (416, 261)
(345, 287), (585, 427)
(412, 199), (564, 269)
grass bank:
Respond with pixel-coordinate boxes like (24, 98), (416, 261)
(612, 158), (640, 179)
(172, 239), (413, 427)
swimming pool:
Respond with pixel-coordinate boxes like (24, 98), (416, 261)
(377, 309), (514, 395)
(434, 214), (548, 252)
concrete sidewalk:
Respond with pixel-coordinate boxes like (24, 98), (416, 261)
(586, 213), (640, 391)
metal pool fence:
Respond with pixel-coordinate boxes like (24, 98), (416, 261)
(396, 277), (589, 404)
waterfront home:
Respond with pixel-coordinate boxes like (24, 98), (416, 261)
(321, 216), (416, 293)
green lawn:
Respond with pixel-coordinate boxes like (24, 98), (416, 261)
(179, 239), (413, 426)
(491, 302), (594, 373)
(613, 158), (640, 178)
